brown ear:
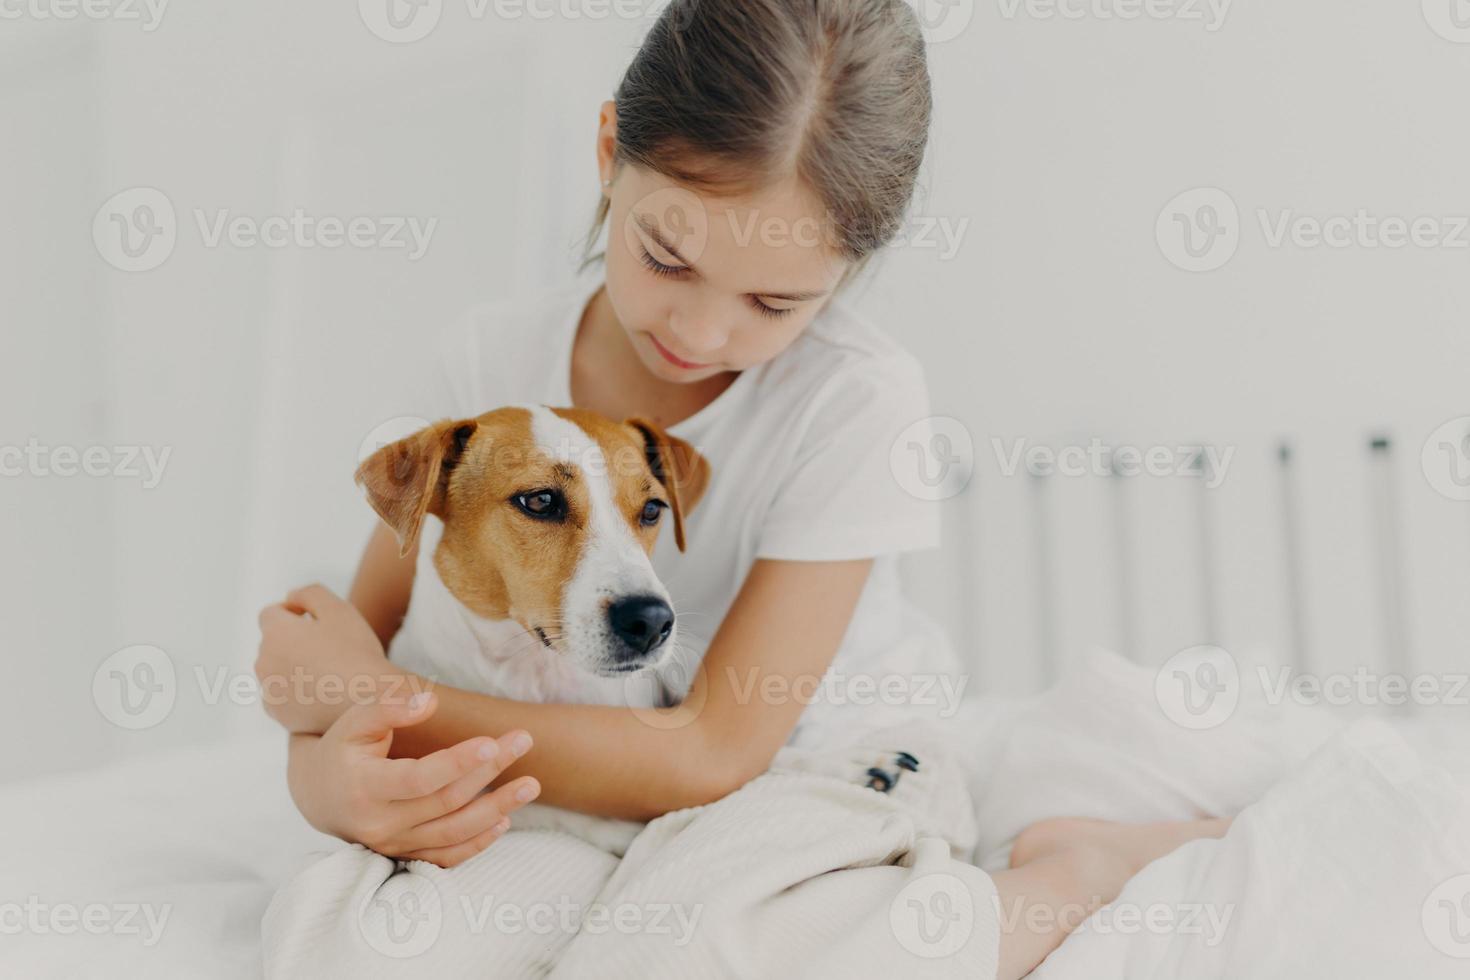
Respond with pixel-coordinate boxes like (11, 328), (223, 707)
(627, 418), (710, 553)
(355, 419), (478, 557)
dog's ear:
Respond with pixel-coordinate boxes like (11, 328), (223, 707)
(355, 419), (478, 557)
(627, 418), (710, 553)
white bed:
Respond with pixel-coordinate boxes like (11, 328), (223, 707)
(6, 650), (1469, 979)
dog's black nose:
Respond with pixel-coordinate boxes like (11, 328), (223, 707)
(607, 596), (674, 659)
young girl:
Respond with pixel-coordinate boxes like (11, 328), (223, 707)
(255, 2), (1229, 976)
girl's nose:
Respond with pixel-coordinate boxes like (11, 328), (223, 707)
(668, 306), (729, 354)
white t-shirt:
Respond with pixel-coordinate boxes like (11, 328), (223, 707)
(416, 267), (963, 747)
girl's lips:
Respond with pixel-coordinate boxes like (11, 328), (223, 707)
(648, 334), (707, 370)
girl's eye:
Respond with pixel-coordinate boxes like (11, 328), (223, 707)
(639, 248), (689, 279)
(514, 490), (565, 520)
(748, 296), (797, 320)
(640, 500), (667, 526)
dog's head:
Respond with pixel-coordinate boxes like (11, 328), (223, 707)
(356, 406), (710, 678)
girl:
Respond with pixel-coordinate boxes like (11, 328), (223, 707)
(255, 2), (1229, 976)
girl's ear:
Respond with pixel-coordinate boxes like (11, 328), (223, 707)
(596, 99), (619, 191)
(355, 419), (478, 557)
(627, 417), (711, 553)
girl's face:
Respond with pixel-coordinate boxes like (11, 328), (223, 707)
(598, 135), (850, 385)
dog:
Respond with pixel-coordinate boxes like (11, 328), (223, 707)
(354, 404), (710, 856)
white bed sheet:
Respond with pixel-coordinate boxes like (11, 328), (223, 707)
(0, 731), (330, 980)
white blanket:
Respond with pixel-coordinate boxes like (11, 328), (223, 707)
(261, 648), (1470, 979)
(262, 725), (1001, 979)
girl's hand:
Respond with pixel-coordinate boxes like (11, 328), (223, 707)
(257, 583), (408, 734)
(288, 691), (542, 868)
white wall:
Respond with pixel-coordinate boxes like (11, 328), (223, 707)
(4, 0), (1468, 780)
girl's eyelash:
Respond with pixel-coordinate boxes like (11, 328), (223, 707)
(747, 296), (796, 320)
(640, 246), (795, 320)
(639, 248), (688, 279)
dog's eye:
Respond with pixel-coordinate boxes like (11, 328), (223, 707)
(514, 490), (564, 520)
(640, 500), (667, 527)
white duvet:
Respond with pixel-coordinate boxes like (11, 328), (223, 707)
(4, 649), (1469, 979)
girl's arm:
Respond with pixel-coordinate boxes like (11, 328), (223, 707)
(348, 523), (417, 649)
(385, 554), (874, 821)
(261, 524), (873, 823)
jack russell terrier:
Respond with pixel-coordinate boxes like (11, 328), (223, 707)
(355, 404), (710, 856)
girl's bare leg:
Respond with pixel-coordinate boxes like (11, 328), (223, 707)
(990, 817), (1232, 980)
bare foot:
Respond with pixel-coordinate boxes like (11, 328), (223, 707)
(1010, 815), (1232, 875)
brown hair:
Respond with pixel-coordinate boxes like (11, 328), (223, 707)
(583, 0), (933, 288)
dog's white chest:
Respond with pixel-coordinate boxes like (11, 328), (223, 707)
(387, 518), (651, 856)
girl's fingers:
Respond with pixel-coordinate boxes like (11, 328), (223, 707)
(334, 691), (436, 747)
(396, 731), (535, 822)
(257, 603), (300, 633)
(398, 776), (540, 852)
(380, 733), (508, 802)
(399, 818), (512, 869)
(284, 583), (344, 619)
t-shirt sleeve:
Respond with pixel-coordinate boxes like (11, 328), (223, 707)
(754, 356), (944, 562)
